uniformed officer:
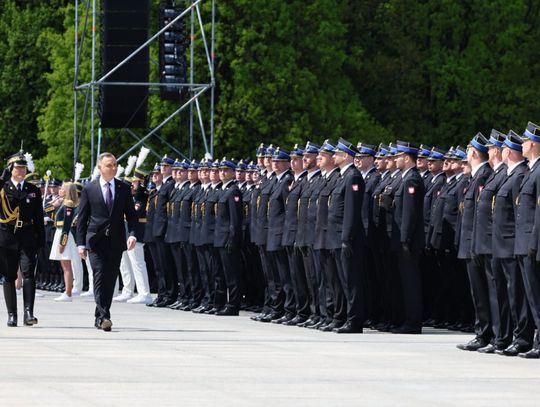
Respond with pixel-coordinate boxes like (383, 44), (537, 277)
(457, 133), (494, 350)
(214, 158), (244, 315)
(491, 132), (533, 356)
(514, 122), (540, 358)
(354, 143), (381, 326)
(327, 138), (366, 333)
(417, 145), (433, 188)
(0, 152), (45, 326)
(392, 141), (425, 334)
(295, 142), (323, 328)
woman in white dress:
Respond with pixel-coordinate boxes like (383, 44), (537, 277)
(49, 182), (80, 302)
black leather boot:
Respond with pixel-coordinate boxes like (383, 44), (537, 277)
(3, 281), (17, 327)
(23, 278), (38, 326)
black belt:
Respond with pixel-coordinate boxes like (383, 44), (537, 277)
(7, 220), (34, 228)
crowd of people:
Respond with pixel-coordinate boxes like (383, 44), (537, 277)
(2, 121), (540, 359)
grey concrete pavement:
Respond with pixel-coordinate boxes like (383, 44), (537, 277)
(0, 290), (538, 407)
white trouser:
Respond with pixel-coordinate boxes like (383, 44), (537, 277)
(118, 243), (150, 296)
(85, 258), (94, 292)
(72, 257), (84, 292)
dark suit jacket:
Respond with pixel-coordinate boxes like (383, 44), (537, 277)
(255, 174), (275, 246)
(362, 167), (381, 248)
(314, 168), (340, 250)
(200, 183), (222, 245)
(143, 188), (158, 243)
(282, 171), (307, 247)
(152, 176), (175, 238)
(458, 163), (493, 259)
(515, 159), (540, 256)
(393, 167), (425, 251)
(429, 174), (462, 250)
(326, 165), (365, 250)
(423, 172), (446, 244)
(76, 178), (137, 252)
(0, 179), (45, 250)
(296, 170), (322, 247)
(470, 163), (507, 255)
(372, 171), (392, 250)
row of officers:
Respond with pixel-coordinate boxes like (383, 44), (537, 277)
(118, 122), (540, 359)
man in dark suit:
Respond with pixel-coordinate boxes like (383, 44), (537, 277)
(456, 133), (494, 350)
(392, 141), (425, 334)
(0, 152), (45, 327)
(77, 152), (137, 331)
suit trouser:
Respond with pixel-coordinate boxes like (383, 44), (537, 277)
(317, 249), (334, 321)
(170, 242), (189, 300)
(397, 246), (422, 330)
(517, 256), (539, 348)
(183, 243), (202, 305)
(147, 241), (167, 299)
(89, 248), (122, 321)
(363, 243), (381, 323)
(302, 247), (320, 318)
(119, 243), (150, 296)
(218, 247), (242, 308)
(465, 255), (494, 343)
(490, 257), (513, 348)
(420, 248), (440, 320)
(241, 243), (265, 306)
(433, 249), (458, 324)
(258, 245), (278, 313)
(209, 246), (226, 307)
(334, 243), (364, 325)
(285, 246), (310, 318)
(267, 248), (294, 315)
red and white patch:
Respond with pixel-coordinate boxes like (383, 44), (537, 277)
(234, 196), (240, 202)
(408, 186), (416, 194)
(478, 185), (484, 193)
(66, 209), (72, 216)
(437, 190), (441, 196)
(352, 184), (359, 192)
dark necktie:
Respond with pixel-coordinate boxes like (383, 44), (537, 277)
(106, 182), (113, 213)
(17, 183), (22, 192)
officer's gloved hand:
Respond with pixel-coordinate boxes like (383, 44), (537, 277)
(528, 247), (537, 260)
(1, 167), (11, 182)
(341, 241), (353, 258)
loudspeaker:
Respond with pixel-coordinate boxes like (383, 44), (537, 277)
(100, 0), (150, 129)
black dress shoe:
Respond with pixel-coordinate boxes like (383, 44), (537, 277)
(100, 319), (113, 332)
(308, 320), (326, 329)
(146, 298), (162, 307)
(206, 307), (224, 315)
(456, 338), (487, 351)
(216, 306), (239, 316)
(23, 309), (38, 326)
(333, 322), (363, 334)
(270, 312), (284, 321)
(250, 313), (267, 321)
(167, 300), (182, 309)
(258, 313), (274, 323)
(298, 316), (319, 328)
(477, 344), (499, 354)
(155, 298), (175, 308)
(272, 314), (294, 324)
(192, 305), (206, 313)
(518, 348), (540, 359)
(391, 325), (422, 334)
(283, 315), (308, 326)
(319, 321), (343, 332)
(501, 343), (531, 357)
(7, 313), (17, 327)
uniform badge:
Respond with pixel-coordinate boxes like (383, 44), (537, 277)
(352, 184), (359, 192)
(66, 209), (72, 216)
(408, 186), (415, 194)
(234, 196), (240, 202)
(28, 193), (36, 198)
(478, 185), (484, 193)
(135, 203), (141, 211)
(437, 190), (441, 196)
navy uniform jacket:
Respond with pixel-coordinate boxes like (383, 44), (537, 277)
(453, 174), (470, 250)
(164, 182), (190, 244)
(381, 170), (402, 247)
(423, 172), (446, 245)
(313, 169), (340, 251)
(429, 174), (463, 250)
(200, 183), (222, 246)
(54, 202), (77, 246)
(326, 165), (365, 250)
(190, 186), (206, 246)
(515, 159), (540, 257)
(492, 162), (527, 258)
(458, 163), (493, 259)
(76, 179), (137, 252)
(254, 173), (275, 246)
(143, 187), (158, 243)
(242, 183), (255, 243)
(152, 176), (175, 238)
(131, 188), (148, 242)
(420, 170), (433, 189)
(371, 171), (392, 250)
(0, 179), (45, 250)
(296, 170), (322, 247)
(249, 181), (261, 244)
(470, 163), (508, 255)
(392, 167), (425, 251)
(178, 182), (200, 243)
(281, 171), (307, 247)
(214, 181), (243, 248)
(266, 170), (292, 252)
(362, 167), (381, 248)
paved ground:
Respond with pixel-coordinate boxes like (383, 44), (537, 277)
(0, 291), (538, 407)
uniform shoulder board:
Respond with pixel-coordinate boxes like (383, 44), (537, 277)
(64, 199), (77, 208)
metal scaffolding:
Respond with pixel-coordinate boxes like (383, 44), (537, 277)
(73, 0), (216, 171)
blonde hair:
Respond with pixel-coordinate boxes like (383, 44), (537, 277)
(62, 182), (80, 207)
